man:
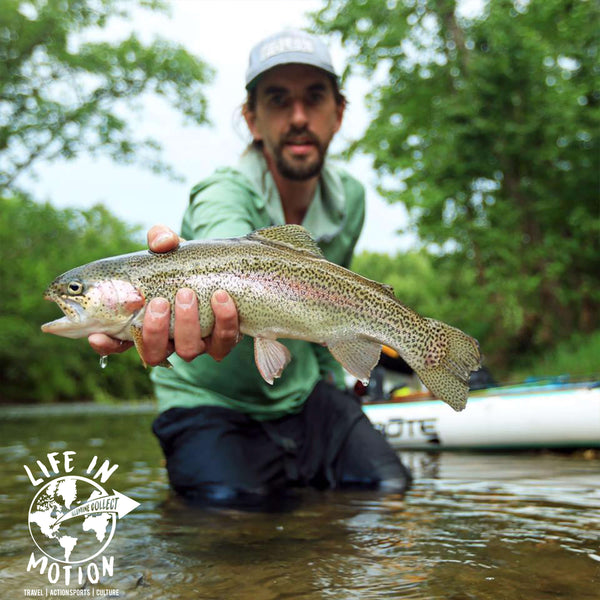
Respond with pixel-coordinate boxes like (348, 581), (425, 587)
(91, 30), (411, 508)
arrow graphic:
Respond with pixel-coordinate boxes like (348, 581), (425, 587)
(54, 490), (140, 526)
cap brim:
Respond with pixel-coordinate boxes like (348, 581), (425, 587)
(245, 57), (337, 90)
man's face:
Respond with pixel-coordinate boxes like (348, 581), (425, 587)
(245, 64), (345, 181)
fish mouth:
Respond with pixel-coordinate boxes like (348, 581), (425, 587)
(41, 295), (88, 337)
(41, 316), (75, 335)
(45, 295), (86, 323)
(41, 291), (141, 339)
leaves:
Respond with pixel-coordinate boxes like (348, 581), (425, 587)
(0, 194), (153, 402)
(0, 0), (213, 190)
(0, 1), (215, 402)
(316, 0), (600, 369)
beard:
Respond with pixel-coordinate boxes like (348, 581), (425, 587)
(272, 128), (327, 181)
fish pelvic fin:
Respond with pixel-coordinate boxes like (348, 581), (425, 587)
(254, 337), (292, 384)
(411, 319), (482, 412)
(328, 339), (382, 383)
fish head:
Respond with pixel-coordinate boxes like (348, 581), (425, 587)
(41, 262), (146, 339)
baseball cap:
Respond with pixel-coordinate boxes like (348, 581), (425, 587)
(245, 29), (337, 90)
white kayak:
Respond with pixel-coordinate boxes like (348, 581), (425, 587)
(362, 381), (600, 450)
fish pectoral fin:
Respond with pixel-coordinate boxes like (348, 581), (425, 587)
(328, 339), (382, 382)
(254, 337), (291, 385)
(131, 326), (148, 368)
(130, 326), (172, 369)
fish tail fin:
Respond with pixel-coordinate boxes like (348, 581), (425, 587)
(406, 318), (482, 412)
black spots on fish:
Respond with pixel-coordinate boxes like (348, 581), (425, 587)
(423, 323), (449, 368)
(237, 256), (260, 271)
(412, 319), (482, 410)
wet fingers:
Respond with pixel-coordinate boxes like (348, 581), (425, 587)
(88, 334), (133, 355)
(142, 298), (172, 366)
(174, 288), (205, 362)
(147, 225), (183, 253)
(207, 290), (240, 361)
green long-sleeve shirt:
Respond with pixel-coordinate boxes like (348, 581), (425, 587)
(151, 147), (365, 420)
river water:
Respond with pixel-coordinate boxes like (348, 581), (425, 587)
(1, 405), (598, 599)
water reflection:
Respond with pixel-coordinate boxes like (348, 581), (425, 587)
(0, 407), (598, 599)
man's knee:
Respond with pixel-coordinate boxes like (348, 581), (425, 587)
(173, 482), (299, 511)
(338, 465), (412, 494)
(377, 473), (412, 494)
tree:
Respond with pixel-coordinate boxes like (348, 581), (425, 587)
(0, 0), (213, 191)
(0, 194), (153, 402)
(315, 0), (599, 368)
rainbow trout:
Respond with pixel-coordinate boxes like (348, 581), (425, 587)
(42, 225), (481, 411)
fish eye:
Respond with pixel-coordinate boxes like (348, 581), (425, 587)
(67, 281), (84, 295)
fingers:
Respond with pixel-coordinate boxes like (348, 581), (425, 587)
(101, 288), (239, 367)
(173, 288), (206, 362)
(141, 298), (173, 366)
(205, 290), (240, 361)
(147, 225), (183, 253)
(88, 334), (133, 355)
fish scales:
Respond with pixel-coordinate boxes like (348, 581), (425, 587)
(133, 239), (380, 342)
(41, 225), (482, 411)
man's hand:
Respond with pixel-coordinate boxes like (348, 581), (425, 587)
(88, 225), (241, 366)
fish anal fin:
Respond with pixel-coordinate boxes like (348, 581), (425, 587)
(131, 325), (171, 369)
(249, 225), (324, 257)
(328, 339), (382, 383)
(254, 337), (292, 385)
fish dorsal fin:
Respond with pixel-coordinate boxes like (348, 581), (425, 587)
(249, 225), (324, 257)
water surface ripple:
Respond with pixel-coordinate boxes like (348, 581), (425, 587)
(1, 408), (598, 599)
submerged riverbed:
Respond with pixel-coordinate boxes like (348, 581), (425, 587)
(1, 405), (598, 599)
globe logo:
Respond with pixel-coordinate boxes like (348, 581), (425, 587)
(28, 475), (117, 564)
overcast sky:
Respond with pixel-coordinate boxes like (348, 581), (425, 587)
(23, 0), (417, 252)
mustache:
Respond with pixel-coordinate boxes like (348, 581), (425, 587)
(281, 127), (320, 145)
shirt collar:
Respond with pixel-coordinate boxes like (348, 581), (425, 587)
(236, 146), (346, 243)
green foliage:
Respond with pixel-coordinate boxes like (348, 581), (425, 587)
(352, 249), (448, 317)
(0, 0), (213, 190)
(316, 0), (600, 368)
(0, 194), (153, 402)
(510, 329), (600, 382)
